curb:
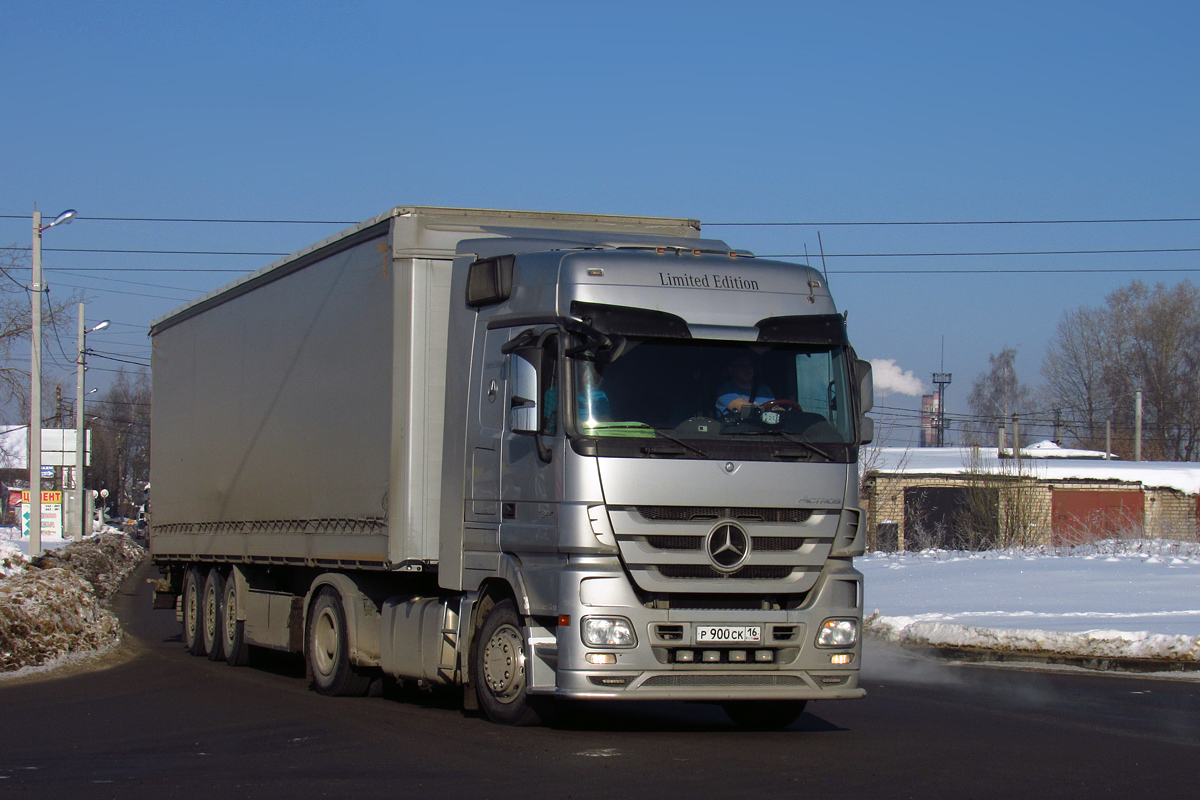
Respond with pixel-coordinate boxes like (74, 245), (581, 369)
(899, 642), (1200, 674)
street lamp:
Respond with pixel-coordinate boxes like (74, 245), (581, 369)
(92, 488), (109, 527)
(74, 308), (109, 540)
(30, 207), (77, 557)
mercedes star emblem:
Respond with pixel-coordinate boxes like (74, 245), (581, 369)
(707, 523), (750, 573)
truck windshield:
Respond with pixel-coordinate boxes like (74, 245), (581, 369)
(569, 337), (857, 461)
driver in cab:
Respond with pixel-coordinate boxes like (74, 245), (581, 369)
(716, 353), (774, 415)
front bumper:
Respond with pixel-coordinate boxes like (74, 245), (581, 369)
(540, 557), (864, 701)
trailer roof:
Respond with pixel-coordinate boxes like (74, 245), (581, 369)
(150, 206), (704, 335)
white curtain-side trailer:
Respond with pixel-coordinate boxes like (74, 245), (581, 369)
(151, 206), (873, 727)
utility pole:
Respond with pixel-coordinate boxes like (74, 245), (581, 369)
(30, 210), (43, 557)
(1053, 408), (1062, 445)
(1106, 418), (1112, 460)
(1011, 413), (1021, 472)
(75, 307), (108, 539)
(28, 207), (76, 557)
(1134, 389), (1143, 462)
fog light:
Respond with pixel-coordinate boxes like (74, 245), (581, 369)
(830, 653), (854, 665)
(816, 618), (859, 648)
(702, 650), (721, 663)
(676, 650), (695, 663)
(729, 650), (747, 662)
(586, 652), (617, 665)
(582, 616), (637, 647)
(755, 650), (774, 663)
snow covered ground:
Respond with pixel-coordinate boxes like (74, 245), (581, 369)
(861, 539), (1200, 665)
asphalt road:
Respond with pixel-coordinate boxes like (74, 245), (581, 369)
(2, 561), (1197, 799)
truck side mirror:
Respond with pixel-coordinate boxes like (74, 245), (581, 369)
(854, 358), (874, 444)
(509, 353), (540, 434)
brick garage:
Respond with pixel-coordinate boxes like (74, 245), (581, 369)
(862, 442), (1200, 550)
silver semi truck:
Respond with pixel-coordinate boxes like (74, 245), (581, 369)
(150, 206), (874, 727)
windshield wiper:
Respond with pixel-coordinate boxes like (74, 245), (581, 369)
(594, 423), (709, 459)
(727, 428), (834, 462)
(777, 432), (834, 462)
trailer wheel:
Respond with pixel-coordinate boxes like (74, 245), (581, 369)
(472, 599), (552, 726)
(306, 588), (371, 697)
(182, 566), (207, 656)
(202, 569), (227, 662)
(722, 700), (807, 730)
(222, 574), (249, 666)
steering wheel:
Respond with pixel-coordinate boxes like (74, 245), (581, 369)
(761, 399), (803, 412)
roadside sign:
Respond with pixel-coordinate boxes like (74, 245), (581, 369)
(41, 465), (55, 478)
(18, 491), (63, 539)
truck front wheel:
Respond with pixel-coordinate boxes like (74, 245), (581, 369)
(471, 599), (551, 726)
(182, 566), (207, 656)
(306, 588), (372, 697)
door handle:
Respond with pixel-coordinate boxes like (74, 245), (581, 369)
(502, 502), (516, 519)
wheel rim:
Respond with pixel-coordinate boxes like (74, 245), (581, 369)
(203, 583), (217, 647)
(185, 581), (199, 642)
(223, 584), (237, 653)
(482, 623), (526, 704)
(313, 608), (339, 678)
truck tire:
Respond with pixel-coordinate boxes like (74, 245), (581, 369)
(471, 599), (552, 726)
(722, 700), (807, 730)
(182, 566), (207, 656)
(202, 569), (227, 662)
(306, 588), (372, 697)
(222, 574), (249, 666)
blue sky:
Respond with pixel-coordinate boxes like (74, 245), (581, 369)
(2, 1), (1197, 443)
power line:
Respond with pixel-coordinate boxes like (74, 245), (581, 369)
(761, 248), (1200, 259)
(829, 267), (1200, 275)
(86, 352), (151, 368)
(708, 217), (1200, 227)
(53, 267), (246, 273)
(1, 214), (355, 225)
(10, 245), (1198, 263)
(43, 248), (288, 256)
(7, 213), (1200, 227)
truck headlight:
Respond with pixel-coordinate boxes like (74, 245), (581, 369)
(816, 618), (858, 648)
(581, 616), (636, 647)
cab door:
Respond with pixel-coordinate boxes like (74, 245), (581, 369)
(462, 325), (508, 576)
(499, 331), (562, 576)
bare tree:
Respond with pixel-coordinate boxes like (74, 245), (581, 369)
(1040, 307), (1108, 449)
(964, 347), (1035, 445)
(1042, 280), (1200, 460)
(0, 245), (87, 423)
(89, 367), (151, 518)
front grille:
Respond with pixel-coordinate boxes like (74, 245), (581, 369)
(656, 565), (794, 580)
(636, 506), (721, 521)
(751, 536), (805, 551)
(645, 535), (804, 552)
(641, 674), (805, 687)
(635, 506), (813, 523)
(645, 535), (704, 551)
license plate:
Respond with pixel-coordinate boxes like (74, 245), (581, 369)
(695, 625), (762, 644)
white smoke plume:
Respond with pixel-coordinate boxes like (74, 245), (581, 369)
(869, 359), (926, 397)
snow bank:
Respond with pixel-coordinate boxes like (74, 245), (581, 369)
(0, 540), (25, 578)
(0, 532), (145, 673)
(866, 614), (1200, 664)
